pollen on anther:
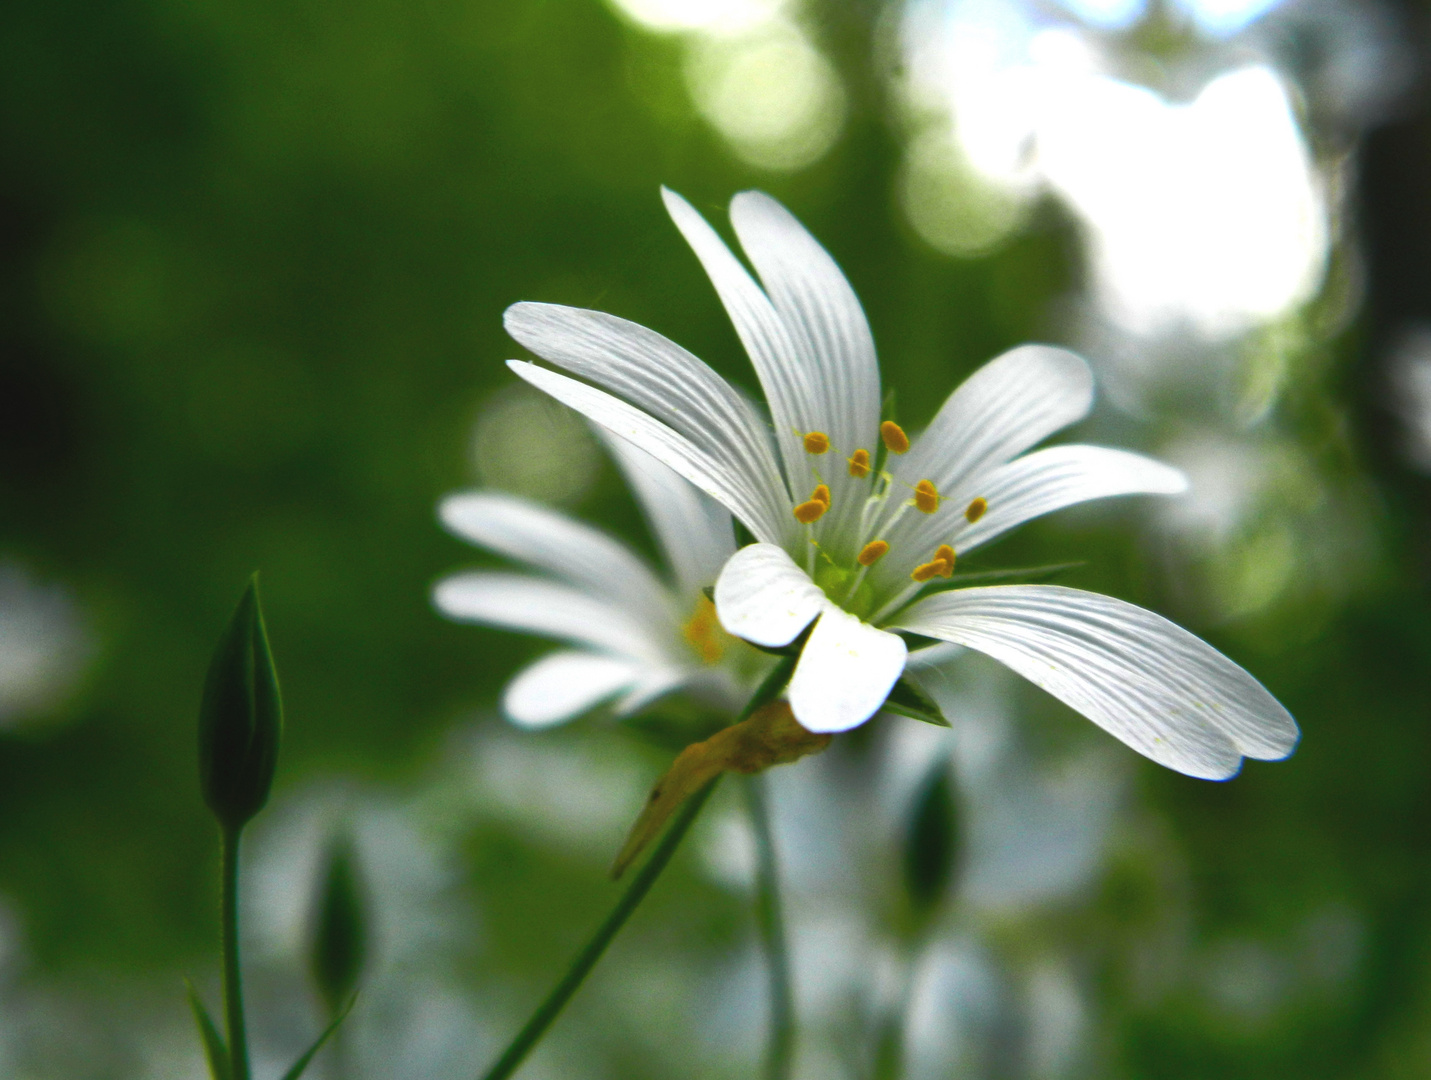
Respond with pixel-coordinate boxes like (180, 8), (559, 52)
(911, 560), (944, 582)
(794, 499), (827, 524)
(880, 421), (910, 455)
(913, 479), (940, 514)
(965, 497), (988, 523)
(803, 431), (830, 454)
(811, 483), (830, 507)
(934, 544), (955, 577)
(858, 540), (889, 566)
(848, 448), (871, 478)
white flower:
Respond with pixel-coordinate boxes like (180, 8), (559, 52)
(500, 188), (1298, 779)
(433, 435), (762, 729)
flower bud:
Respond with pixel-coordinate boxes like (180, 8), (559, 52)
(309, 833), (368, 1014)
(198, 577), (283, 831)
(903, 760), (960, 918)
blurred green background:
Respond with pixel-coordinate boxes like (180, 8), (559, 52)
(2, 0), (1431, 1075)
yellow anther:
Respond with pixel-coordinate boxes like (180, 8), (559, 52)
(794, 499), (827, 524)
(880, 421), (910, 455)
(934, 544), (955, 577)
(857, 540), (890, 566)
(812, 483), (830, 507)
(913, 479), (940, 514)
(803, 431), (830, 454)
(847, 448), (871, 478)
(911, 561), (944, 583)
(965, 497), (988, 523)
(682, 595), (727, 665)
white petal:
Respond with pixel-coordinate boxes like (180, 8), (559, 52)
(882, 445), (1187, 578)
(597, 429), (736, 598)
(889, 585), (1299, 779)
(789, 604), (908, 733)
(612, 667), (692, 716)
(895, 345), (1094, 497)
(439, 490), (676, 629)
(729, 191), (880, 464)
(662, 189), (814, 482)
(433, 571), (668, 665)
(713, 543), (825, 647)
(508, 360), (789, 545)
(953, 445), (1187, 554)
(504, 302), (793, 542)
(504, 651), (646, 729)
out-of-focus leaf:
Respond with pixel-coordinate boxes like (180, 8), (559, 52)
(279, 995), (357, 1080)
(185, 980), (231, 1080)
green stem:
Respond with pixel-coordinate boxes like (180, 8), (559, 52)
(744, 774), (795, 1080)
(478, 779), (718, 1080)
(220, 825), (251, 1080)
(476, 655), (798, 1080)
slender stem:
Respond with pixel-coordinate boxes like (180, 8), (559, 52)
(478, 780), (719, 1080)
(476, 656), (797, 1080)
(220, 825), (251, 1080)
(743, 774), (795, 1080)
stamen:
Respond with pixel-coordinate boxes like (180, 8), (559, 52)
(682, 595), (726, 665)
(812, 483), (830, 507)
(934, 544), (955, 577)
(965, 497), (987, 523)
(911, 561), (944, 582)
(794, 499), (827, 524)
(857, 540), (889, 566)
(880, 421), (910, 455)
(803, 431), (830, 454)
(848, 448), (872, 478)
(913, 479), (940, 514)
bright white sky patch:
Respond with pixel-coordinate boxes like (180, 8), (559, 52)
(607, 0), (783, 35)
(901, 0), (1327, 339)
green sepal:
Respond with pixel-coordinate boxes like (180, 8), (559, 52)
(880, 677), (951, 727)
(185, 980), (232, 1080)
(279, 994), (358, 1080)
(917, 561), (1086, 595)
(198, 575), (284, 831)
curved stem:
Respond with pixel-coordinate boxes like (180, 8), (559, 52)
(220, 825), (251, 1080)
(476, 656), (798, 1080)
(743, 774), (795, 1080)
(478, 779), (717, 1080)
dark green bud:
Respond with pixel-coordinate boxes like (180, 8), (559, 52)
(309, 833), (368, 1014)
(198, 576), (283, 831)
(903, 760), (960, 918)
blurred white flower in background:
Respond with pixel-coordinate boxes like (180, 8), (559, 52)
(0, 562), (90, 727)
(606, 0), (846, 170)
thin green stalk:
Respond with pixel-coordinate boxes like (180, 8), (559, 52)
(476, 655), (797, 1080)
(220, 825), (251, 1080)
(478, 779), (719, 1080)
(744, 774), (795, 1080)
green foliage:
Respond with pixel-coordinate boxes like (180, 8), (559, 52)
(186, 981), (232, 1080)
(198, 577), (283, 832)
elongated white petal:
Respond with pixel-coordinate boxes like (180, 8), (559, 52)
(729, 191), (880, 463)
(895, 345), (1094, 498)
(433, 571), (668, 665)
(714, 543), (825, 647)
(504, 302), (792, 541)
(789, 604), (908, 733)
(439, 490), (676, 629)
(508, 360), (789, 545)
(889, 585), (1299, 779)
(662, 189), (813, 483)
(504, 651), (645, 729)
(597, 430), (736, 597)
(612, 667), (692, 716)
(881, 445), (1187, 583)
(953, 445), (1187, 553)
